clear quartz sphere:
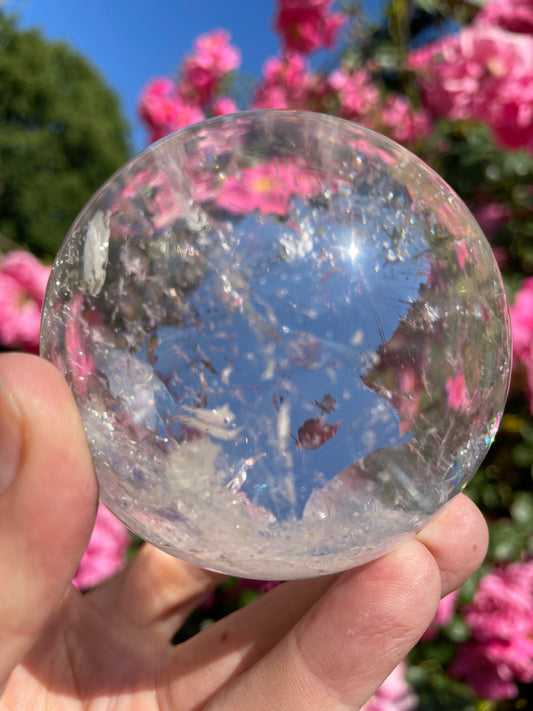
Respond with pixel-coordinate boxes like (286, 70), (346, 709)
(40, 110), (511, 579)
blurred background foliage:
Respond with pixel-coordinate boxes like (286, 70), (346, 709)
(0, 11), (131, 259)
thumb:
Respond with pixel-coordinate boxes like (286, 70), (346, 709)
(0, 353), (98, 685)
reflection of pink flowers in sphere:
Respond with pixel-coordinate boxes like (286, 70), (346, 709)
(63, 293), (97, 398)
(216, 158), (324, 216)
(121, 168), (185, 232)
(73, 504), (131, 590)
(445, 371), (470, 411)
(0, 251), (50, 354)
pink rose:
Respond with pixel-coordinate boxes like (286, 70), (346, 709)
(274, 0), (346, 55)
(238, 579), (280, 594)
(379, 93), (432, 145)
(192, 29), (241, 75)
(407, 24), (533, 153)
(0, 251), (51, 354)
(510, 277), (533, 411)
(179, 30), (241, 105)
(451, 560), (533, 700)
(252, 52), (314, 110)
(477, 0), (533, 34)
(511, 277), (533, 362)
(361, 661), (418, 711)
(138, 78), (176, 129)
(139, 78), (204, 143)
(471, 202), (510, 240)
(251, 83), (293, 110)
(327, 67), (432, 143)
(451, 636), (533, 700)
(211, 96), (239, 116)
(422, 589), (459, 640)
(488, 71), (533, 152)
(462, 560), (533, 642)
(328, 66), (380, 120)
(72, 504), (131, 590)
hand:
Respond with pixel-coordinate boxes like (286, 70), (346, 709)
(0, 353), (488, 711)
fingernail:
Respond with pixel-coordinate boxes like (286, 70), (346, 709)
(0, 373), (22, 494)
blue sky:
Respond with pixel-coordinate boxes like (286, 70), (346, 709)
(5, 0), (385, 152)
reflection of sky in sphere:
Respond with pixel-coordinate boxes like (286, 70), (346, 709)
(147, 190), (430, 519)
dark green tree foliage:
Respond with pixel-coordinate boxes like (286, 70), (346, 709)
(0, 12), (131, 259)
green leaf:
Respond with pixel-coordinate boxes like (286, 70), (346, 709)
(488, 519), (524, 562)
(445, 617), (470, 643)
(510, 491), (533, 528)
(520, 422), (533, 446)
(512, 443), (533, 469)
(236, 588), (262, 607)
(414, 0), (440, 12)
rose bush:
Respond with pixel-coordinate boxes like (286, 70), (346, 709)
(450, 560), (533, 700)
(0, 251), (50, 354)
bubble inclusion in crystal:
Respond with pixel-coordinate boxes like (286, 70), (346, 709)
(40, 110), (511, 579)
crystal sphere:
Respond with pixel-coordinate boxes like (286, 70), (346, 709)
(40, 110), (511, 579)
